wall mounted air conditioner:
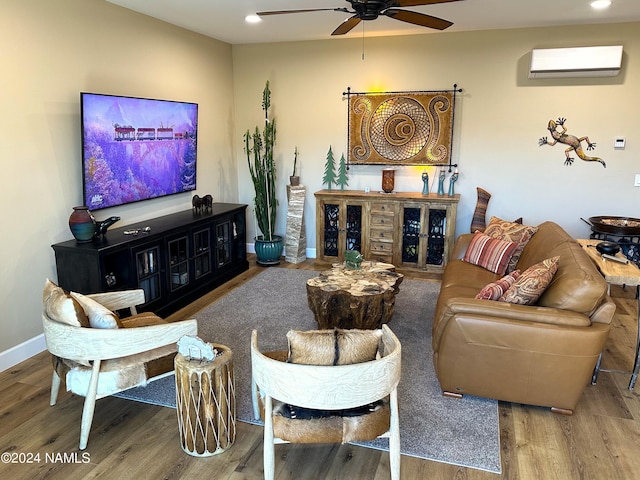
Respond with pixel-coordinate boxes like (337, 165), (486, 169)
(529, 45), (623, 78)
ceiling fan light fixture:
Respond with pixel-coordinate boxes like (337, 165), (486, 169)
(245, 14), (262, 24)
(256, 0), (462, 36)
(590, 0), (611, 10)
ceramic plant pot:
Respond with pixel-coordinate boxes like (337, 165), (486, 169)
(254, 235), (284, 266)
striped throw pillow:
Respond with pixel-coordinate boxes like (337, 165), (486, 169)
(475, 270), (521, 301)
(463, 231), (519, 275)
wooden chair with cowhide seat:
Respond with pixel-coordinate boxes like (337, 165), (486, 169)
(251, 324), (402, 480)
(42, 279), (197, 450)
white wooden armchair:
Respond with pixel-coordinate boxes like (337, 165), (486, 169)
(251, 324), (402, 480)
(42, 282), (197, 450)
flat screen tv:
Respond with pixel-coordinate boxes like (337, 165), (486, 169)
(81, 92), (198, 210)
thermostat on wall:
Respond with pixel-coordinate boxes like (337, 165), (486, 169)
(614, 137), (626, 149)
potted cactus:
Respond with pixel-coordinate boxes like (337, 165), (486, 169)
(244, 81), (283, 265)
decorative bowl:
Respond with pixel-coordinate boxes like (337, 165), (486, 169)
(596, 241), (620, 255)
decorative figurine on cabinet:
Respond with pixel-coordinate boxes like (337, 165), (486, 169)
(421, 171), (429, 195)
(437, 169), (446, 195)
(448, 169), (459, 196)
(192, 194), (213, 212)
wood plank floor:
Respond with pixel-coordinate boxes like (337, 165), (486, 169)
(2, 256), (640, 479)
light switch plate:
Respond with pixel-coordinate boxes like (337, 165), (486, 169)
(635, 174), (640, 187)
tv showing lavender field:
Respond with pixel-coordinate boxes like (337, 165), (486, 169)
(81, 92), (198, 210)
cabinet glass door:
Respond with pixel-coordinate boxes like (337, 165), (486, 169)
(168, 236), (189, 291)
(345, 204), (362, 252)
(193, 228), (211, 279)
(323, 202), (340, 257)
(402, 207), (421, 263)
(232, 212), (247, 262)
(216, 221), (231, 267)
(136, 246), (161, 303)
(426, 209), (447, 266)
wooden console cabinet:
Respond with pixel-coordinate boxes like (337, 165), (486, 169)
(315, 190), (459, 273)
(52, 203), (248, 317)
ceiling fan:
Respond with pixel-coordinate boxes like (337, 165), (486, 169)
(256, 0), (464, 36)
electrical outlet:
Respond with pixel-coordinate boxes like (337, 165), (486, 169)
(615, 137), (626, 149)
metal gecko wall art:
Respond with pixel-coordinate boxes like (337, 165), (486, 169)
(539, 117), (606, 168)
(344, 86), (461, 169)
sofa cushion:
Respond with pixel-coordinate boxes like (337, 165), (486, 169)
(43, 279), (90, 327)
(463, 231), (519, 275)
(500, 256), (559, 305)
(515, 221), (571, 271)
(287, 329), (382, 366)
(70, 291), (122, 329)
(476, 270), (521, 301)
(484, 216), (538, 273)
(537, 240), (608, 314)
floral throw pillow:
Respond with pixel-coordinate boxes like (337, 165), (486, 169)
(463, 231), (519, 275)
(484, 216), (538, 273)
(475, 270), (521, 301)
(500, 256), (560, 305)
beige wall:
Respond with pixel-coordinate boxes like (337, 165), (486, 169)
(233, 23), (640, 248)
(0, 0), (235, 355)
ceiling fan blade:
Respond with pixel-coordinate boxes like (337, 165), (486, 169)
(393, 0), (463, 7)
(257, 8), (347, 17)
(384, 9), (453, 30)
(332, 16), (362, 36)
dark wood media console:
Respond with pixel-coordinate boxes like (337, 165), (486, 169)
(52, 203), (249, 317)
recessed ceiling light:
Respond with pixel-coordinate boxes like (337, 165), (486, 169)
(245, 15), (262, 24)
(591, 0), (612, 10)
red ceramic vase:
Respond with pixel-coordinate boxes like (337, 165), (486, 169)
(69, 206), (96, 243)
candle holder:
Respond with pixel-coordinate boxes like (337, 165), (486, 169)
(421, 172), (429, 195)
(437, 169), (446, 195)
(448, 170), (459, 196)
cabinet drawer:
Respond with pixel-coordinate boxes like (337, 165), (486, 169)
(370, 227), (394, 242)
(370, 214), (395, 227)
(370, 202), (396, 215)
(370, 241), (393, 254)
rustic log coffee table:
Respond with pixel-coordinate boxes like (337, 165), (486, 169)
(306, 261), (404, 330)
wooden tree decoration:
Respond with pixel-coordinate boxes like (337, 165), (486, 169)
(323, 146), (337, 189)
(337, 153), (349, 190)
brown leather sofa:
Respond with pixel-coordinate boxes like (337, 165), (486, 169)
(433, 221), (615, 414)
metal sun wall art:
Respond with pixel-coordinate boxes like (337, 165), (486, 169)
(346, 88), (457, 167)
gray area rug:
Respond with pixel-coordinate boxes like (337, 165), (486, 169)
(116, 268), (501, 473)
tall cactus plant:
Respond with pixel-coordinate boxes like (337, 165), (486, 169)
(244, 81), (277, 241)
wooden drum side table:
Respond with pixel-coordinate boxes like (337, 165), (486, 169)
(175, 344), (236, 456)
(578, 239), (640, 389)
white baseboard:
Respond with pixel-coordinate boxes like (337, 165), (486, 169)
(0, 334), (47, 372)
